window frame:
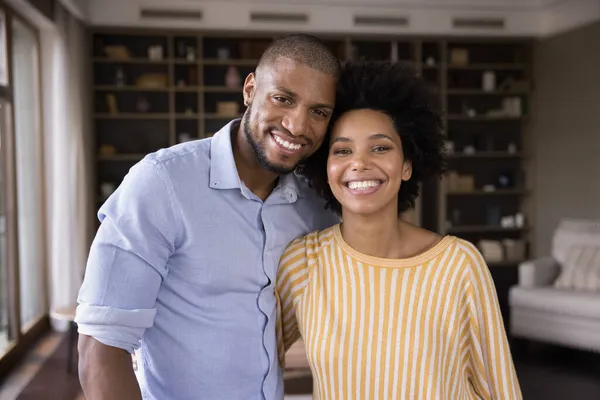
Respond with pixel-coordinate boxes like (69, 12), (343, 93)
(0, 3), (50, 381)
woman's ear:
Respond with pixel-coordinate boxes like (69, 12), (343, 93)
(402, 161), (413, 181)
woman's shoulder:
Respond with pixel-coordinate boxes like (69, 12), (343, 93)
(283, 224), (338, 256)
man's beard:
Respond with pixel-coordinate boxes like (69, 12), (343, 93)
(243, 102), (298, 175)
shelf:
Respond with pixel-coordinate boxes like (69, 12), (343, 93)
(447, 114), (523, 121)
(203, 113), (243, 119)
(203, 86), (241, 93)
(95, 113), (171, 119)
(447, 63), (528, 70)
(93, 58), (170, 64)
(95, 85), (169, 92)
(447, 89), (528, 95)
(203, 59), (259, 66)
(175, 114), (201, 119)
(447, 226), (527, 234)
(487, 261), (525, 267)
(174, 86), (202, 92)
(447, 189), (527, 196)
(447, 152), (523, 159)
(97, 154), (145, 161)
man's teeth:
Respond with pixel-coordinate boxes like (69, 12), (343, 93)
(347, 180), (381, 190)
(274, 135), (302, 150)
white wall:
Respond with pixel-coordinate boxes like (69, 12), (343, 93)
(531, 21), (600, 256)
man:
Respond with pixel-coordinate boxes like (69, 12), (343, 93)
(76, 34), (340, 400)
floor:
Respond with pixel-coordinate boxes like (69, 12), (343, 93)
(1, 334), (599, 399)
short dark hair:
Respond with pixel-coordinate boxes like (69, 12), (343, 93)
(298, 60), (446, 215)
(256, 34), (341, 79)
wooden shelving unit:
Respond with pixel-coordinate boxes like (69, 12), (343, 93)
(437, 40), (532, 273)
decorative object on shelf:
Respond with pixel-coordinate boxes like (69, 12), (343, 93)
(106, 94), (118, 114)
(502, 239), (526, 262)
(497, 171), (514, 188)
(478, 240), (504, 263)
(449, 48), (468, 65)
(503, 97), (522, 117)
(135, 73), (168, 88)
(98, 145), (117, 155)
(225, 66), (241, 89)
(463, 145), (476, 154)
(186, 46), (196, 61)
(507, 142), (518, 154)
(178, 132), (193, 143)
(100, 182), (116, 200)
(498, 77), (530, 92)
(115, 66), (125, 86)
(482, 185), (496, 192)
(425, 56), (436, 66)
(482, 70), (496, 92)
(104, 45), (130, 60)
(515, 212), (525, 228)
(184, 108), (195, 115)
(501, 215), (516, 228)
(217, 47), (230, 60)
(444, 140), (455, 154)
(216, 101), (239, 116)
(136, 96), (151, 113)
(148, 45), (163, 60)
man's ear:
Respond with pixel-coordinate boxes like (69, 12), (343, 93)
(402, 161), (413, 181)
(243, 72), (256, 106)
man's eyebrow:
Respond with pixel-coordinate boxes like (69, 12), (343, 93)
(275, 87), (334, 110)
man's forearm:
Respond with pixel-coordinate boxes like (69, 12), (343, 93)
(78, 335), (142, 400)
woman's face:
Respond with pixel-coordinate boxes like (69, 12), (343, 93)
(327, 109), (412, 218)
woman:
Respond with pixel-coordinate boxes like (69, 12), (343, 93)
(275, 61), (521, 399)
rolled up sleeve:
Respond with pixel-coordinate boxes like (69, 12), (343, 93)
(75, 158), (182, 353)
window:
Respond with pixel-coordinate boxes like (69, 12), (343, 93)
(0, 5), (48, 376)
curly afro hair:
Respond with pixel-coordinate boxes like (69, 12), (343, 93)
(297, 60), (446, 216)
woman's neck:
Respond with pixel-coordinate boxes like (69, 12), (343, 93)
(340, 208), (404, 259)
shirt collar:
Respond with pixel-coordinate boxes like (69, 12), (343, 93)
(208, 119), (301, 203)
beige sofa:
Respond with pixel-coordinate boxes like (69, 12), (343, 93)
(509, 218), (600, 352)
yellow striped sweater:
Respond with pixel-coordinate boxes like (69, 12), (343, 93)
(276, 224), (521, 400)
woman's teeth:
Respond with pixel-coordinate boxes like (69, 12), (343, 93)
(274, 135), (302, 150)
(347, 180), (381, 190)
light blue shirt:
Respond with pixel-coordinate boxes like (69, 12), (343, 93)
(75, 119), (338, 400)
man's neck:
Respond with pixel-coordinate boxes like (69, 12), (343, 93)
(231, 121), (279, 201)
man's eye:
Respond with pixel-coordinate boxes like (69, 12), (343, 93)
(313, 109), (328, 118)
(274, 96), (291, 105)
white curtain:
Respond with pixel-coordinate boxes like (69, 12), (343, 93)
(41, 3), (92, 329)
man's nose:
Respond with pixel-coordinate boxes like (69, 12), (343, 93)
(282, 109), (308, 137)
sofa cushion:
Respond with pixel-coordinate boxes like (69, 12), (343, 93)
(554, 245), (600, 292)
(509, 286), (600, 320)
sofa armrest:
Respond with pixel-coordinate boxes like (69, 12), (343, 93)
(518, 256), (561, 287)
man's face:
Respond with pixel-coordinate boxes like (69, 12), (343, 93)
(242, 57), (336, 174)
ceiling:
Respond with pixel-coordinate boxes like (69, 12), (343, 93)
(178, 0), (565, 10)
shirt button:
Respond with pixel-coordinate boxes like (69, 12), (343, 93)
(284, 188), (297, 202)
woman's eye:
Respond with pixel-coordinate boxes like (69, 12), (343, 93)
(333, 148), (351, 155)
(373, 146), (389, 152)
